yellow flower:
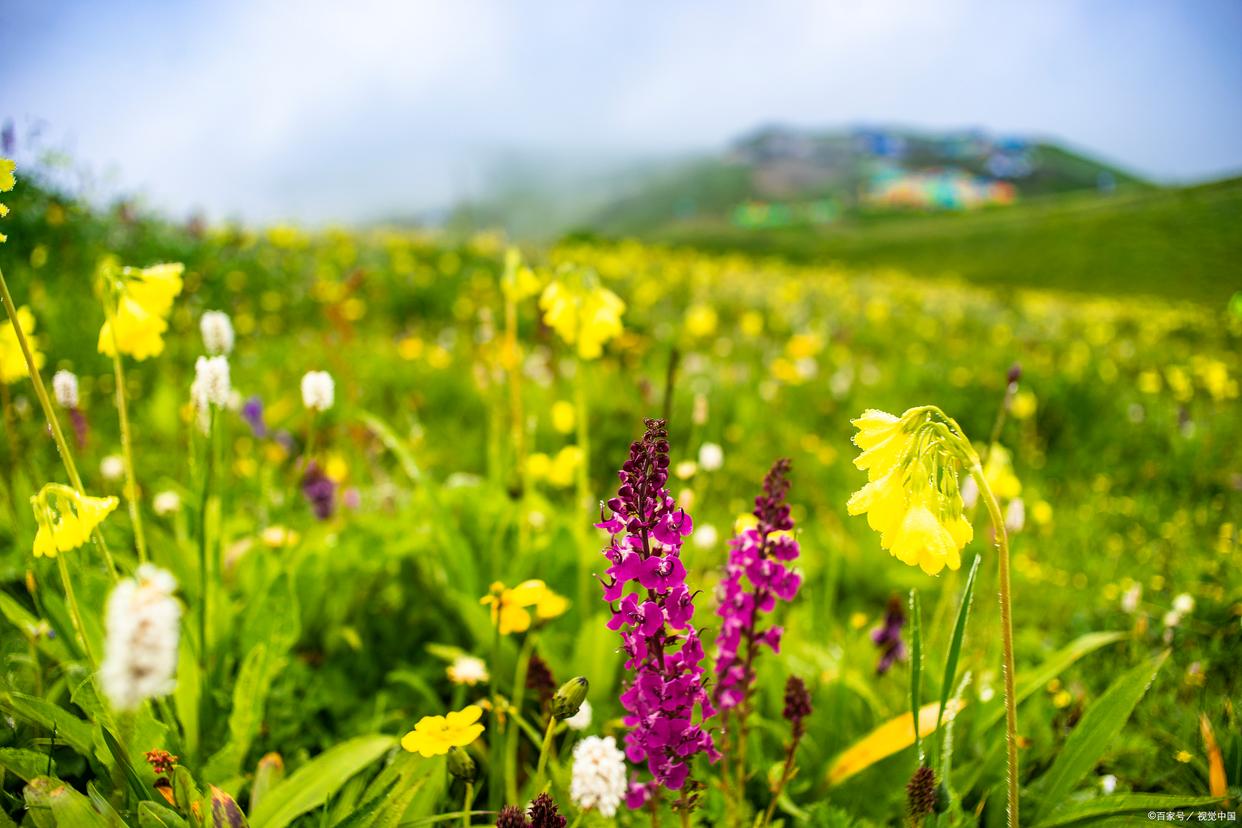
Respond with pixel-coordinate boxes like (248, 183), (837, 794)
(98, 262), (185, 360)
(546, 445), (582, 488)
(0, 157), (15, 242)
(480, 579), (567, 634)
(539, 274), (625, 360)
(401, 705), (484, 757)
(684, 305), (718, 338)
(983, 444), (1022, 500)
(550, 400), (576, 434)
(847, 407), (976, 576)
(0, 305), (45, 384)
(1009, 390), (1037, 420)
(501, 248), (541, 303)
(30, 484), (118, 558)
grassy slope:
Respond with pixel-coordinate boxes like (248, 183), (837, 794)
(641, 177), (1242, 306)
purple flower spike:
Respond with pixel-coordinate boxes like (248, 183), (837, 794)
(242, 395), (268, 438)
(598, 419), (718, 802)
(300, 460), (336, 520)
(713, 459), (802, 713)
(872, 595), (907, 675)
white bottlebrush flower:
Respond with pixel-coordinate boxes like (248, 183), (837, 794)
(100, 565), (181, 711)
(693, 522), (719, 550)
(152, 490), (181, 516)
(200, 310), (235, 355)
(446, 655), (489, 686)
(565, 699), (592, 731)
(52, 370), (79, 409)
(100, 454), (125, 481)
(301, 370), (335, 412)
(193, 356), (231, 409)
(1004, 497), (1025, 533)
(1120, 583), (1142, 614)
(697, 442), (724, 471)
(570, 735), (627, 817)
(1172, 593), (1195, 616)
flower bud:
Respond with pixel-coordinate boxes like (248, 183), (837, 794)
(551, 676), (589, 721)
(446, 746), (477, 783)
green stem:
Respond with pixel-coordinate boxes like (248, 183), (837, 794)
(488, 621), (502, 811)
(573, 361), (592, 622)
(970, 463), (1019, 828)
(0, 265), (118, 580)
(198, 409), (216, 682)
(104, 297), (147, 564)
(461, 781), (474, 828)
(505, 633), (536, 804)
(56, 553), (96, 671)
(533, 716), (557, 795)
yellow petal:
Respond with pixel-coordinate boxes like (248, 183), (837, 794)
(827, 699), (966, 786)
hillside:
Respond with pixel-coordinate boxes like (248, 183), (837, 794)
(608, 177), (1242, 306)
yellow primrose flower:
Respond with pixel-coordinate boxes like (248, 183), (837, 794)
(546, 445), (582, 488)
(0, 157), (14, 242)
(401, 705), (485, 757)
(539, 272), (625, 360)
(30, 484), (119, 558)
(0, 305), (45, 384)
(983, 444), (1022, 500)
(98, 261), (185, 360)
(480, 579), (568, 635)
(550, 400), (576, 434)
(847, 407), (977, 576)
(501, 248), (541, 303)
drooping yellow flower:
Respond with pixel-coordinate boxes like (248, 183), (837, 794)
(982, 444), (1022, 500)
(847, 407), (976, 576)
(98, 261), (185, 360)
(0, 305), (45, 384)
(539, 271), (625, 360)
(401, 705), (485, 757)
(480, 579), (568, 635)
(30, 484), (119, 558)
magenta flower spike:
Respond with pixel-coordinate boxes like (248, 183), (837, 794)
(713, 458), (802, 713)
(596, 419), (719, 804)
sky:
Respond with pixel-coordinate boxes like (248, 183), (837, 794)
(3, 0), (1241, 223)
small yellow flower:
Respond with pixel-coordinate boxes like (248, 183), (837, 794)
(1009, 390), (1036, 420)
(0, 305), (45, 384)
(401, 705), (484, 757)
(0, 157), (14, 242)
(1175, 750), (1193, 764)
(501, 249), (541, 303)
(480, 579), (568, 635)
(546, 445), (582, 488)
(98, 261), (185, 361)
(983, 444), (1022, 500)
(684, 305), (718, 338)
(30, 484), (119, 558)
(550, 400), (576, 434)
(539, 272), (625, 360)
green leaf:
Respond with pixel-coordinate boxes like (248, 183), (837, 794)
(909, 589), (923, 756)
(0, 692), (95, 758)
(976, 631), (1126, 733)
(0, 748), (55, 782)
(936, 554), (980, 734)
(175, 636), (201, 761)
(0, 593), (70, 662)
(249, 752), (285, 815)
(138, 801), (191, 828)
(1034, 650), (1169, 817)
(209, 785), (250, 827)
(248, 735), (395, 828)
(1036, 794), (1224, 827)
(204, 642), (286, 781)
(23, 776), (110, 828)
(101, 726), (154, 802)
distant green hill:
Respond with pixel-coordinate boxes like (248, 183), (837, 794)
(629, 177), (1242, 306)
(585, 126), (1150, 236)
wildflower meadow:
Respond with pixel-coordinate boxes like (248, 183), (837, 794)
(0, 156), (1238, 828)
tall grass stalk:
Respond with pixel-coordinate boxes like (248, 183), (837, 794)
(102, 296), (148, 563)
(0, 264), (118, 580)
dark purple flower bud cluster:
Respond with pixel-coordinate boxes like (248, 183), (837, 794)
(713, 459), (802, 711)
(782, 675), (813, 741)
(596, 419), (718, 801)
(300, 460), (336, 520)
(872, 595), (907, 675)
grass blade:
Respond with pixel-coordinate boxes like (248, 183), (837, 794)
(1034, 650), (1169, 816)
(936, 554), (980, 734)
(909, 589), (923, 760)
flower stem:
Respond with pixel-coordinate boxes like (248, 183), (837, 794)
(574, 359), (592, 618)
(198, 409), (216, 682)
(505, 632), (536, 804)
(533, 715), (557, 794)
(56, 553), (96, 671)
(0, 265), (118, 580)
(970, 463), (1019, 828)
(104, 303), (147, 563)
(488, 620), (502, 811)
(461, 781), (473, 828)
